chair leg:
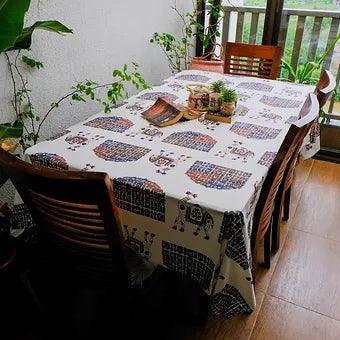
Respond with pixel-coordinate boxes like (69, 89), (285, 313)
(282, 186), (291, 221)
(263, 226), (271, 269)
(197, 293), (210, 326)
(271, 196), (282, 254)
(19, 270), (45, 314)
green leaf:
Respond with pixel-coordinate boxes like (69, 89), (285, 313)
(71, 94), (86, 102)
(22, 55), (44, 69)
(0, 0), (31, 53)
(0, 121), (24, 139)
(8, 20), (73, 51)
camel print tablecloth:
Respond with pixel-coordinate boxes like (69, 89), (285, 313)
(24, 70), (317, 318)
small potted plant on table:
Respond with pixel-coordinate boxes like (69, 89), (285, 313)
(205, 87), (237, 123)
(220, 88), (237, 116)
(209, 80), (225, 112)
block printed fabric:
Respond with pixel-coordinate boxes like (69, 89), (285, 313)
(24, 70), (316, 318)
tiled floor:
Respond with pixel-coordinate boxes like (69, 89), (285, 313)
(177, 159), (340, 340)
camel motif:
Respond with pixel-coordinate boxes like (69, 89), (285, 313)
(172, 192), (214, 240)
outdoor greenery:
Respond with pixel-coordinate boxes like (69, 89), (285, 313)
(242, 0), (338, 67)
(240, 0), (339, 102)
(1, 0), (149, 151)
(281, 33), (340, 84)
(244, 0), (338, 10)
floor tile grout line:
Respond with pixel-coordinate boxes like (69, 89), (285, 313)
(265, 293), (340, 322)
(246, 295), (266, 340)
(284, 161), (313, 228)
(291, 225), (340, 244)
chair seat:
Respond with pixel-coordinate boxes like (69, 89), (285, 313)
(125, 246), (155, 287)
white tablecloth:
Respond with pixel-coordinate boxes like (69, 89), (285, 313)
(23, 70), (317, 318)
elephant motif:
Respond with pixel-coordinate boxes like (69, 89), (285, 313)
(215, 141), (255, 163)
(173, 192), (214, 240)
(126, 126), (163, 142)
(124, 225), (155, 260)
(149, 150), (191, 175)
(65, 131), (104, 151)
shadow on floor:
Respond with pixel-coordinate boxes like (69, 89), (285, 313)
(0, 240), (207, 340)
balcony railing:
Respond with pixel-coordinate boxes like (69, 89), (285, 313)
(219, 6), (340, 116)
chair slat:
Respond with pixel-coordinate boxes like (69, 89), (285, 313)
(224, 42), (282, 79)
(34, 199), (104, 229)
(29, 189), (99, 211)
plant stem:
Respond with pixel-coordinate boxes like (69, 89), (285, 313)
(13, 51), (35, 135)
(36, 82), (119, 137)
(5, 53), (19, 119)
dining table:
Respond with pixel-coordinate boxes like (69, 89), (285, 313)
(22, 69), (318, 318)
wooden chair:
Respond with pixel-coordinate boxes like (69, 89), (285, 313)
(314, 70), (337, 109)
(223, 42), (282, 79)
(279, 70), (336, 226)
(251, 94), (319, 270)
(0, 149), (161, 293)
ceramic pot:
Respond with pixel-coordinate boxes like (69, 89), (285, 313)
(220, 101), (236, 116)
(209, 92), (221, 112)
(188, 93), (210, 111)
(186, 84), (211, 111)
(189, 57), (224, 74)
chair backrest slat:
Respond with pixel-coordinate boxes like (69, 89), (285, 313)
(252, 93), (319, 248)
(0, 151), (129, 285)
(224, 42), (282, 80)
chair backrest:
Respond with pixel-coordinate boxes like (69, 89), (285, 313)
(251, 93), (319, 250)
(314, 70), (336, 109)
(0, 149), (129, 286)
(223, 42), (282, 79)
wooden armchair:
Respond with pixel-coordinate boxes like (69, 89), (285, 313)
(223, 42), (282, 79)
(252, 94), (319, 270)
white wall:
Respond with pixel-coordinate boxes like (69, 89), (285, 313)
(0, 0), (193, 203)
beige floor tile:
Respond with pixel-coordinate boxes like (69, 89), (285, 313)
(177, 291), (265, 340)
(269, 229), (340, 320)
(250, 295), (340, 340)
(291, 181), (340, 242)
(306, 160), (340, 186)
(254, 221), (290, 294)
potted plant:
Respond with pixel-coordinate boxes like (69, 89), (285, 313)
(189, 0), (224, 73)
(209, 80), (225, 111)
(220, 88), (237, 116)
(1, 1), (149, 153)
(150, 0), (224, 74)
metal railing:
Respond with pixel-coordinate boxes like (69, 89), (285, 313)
(220, 5), (340, 116)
